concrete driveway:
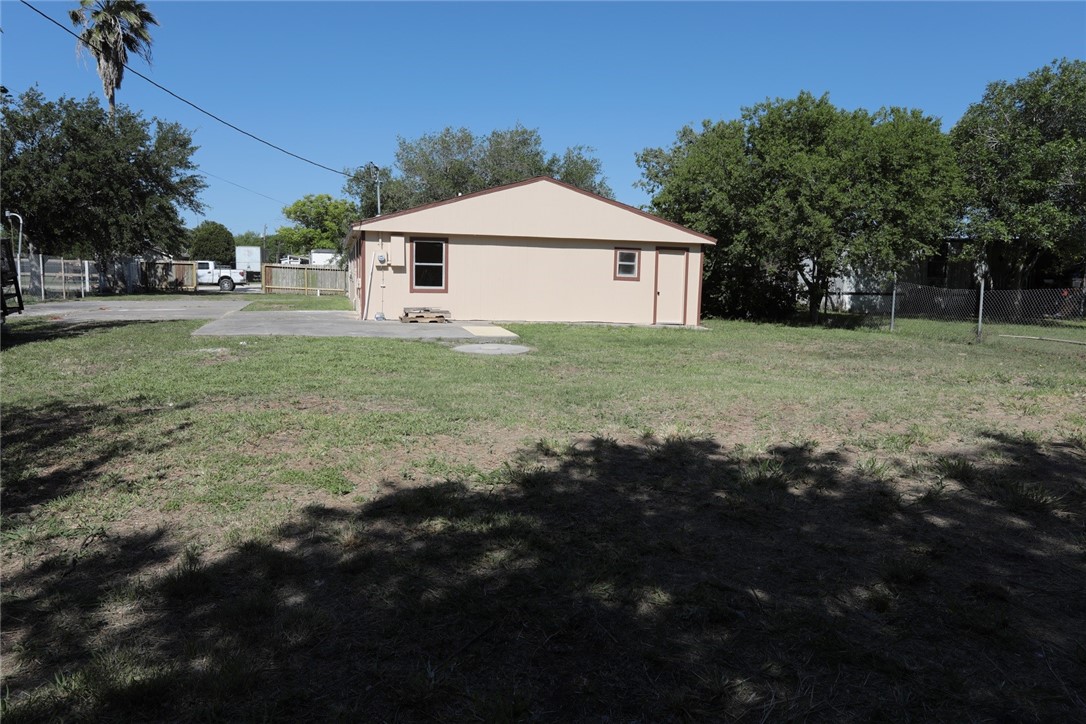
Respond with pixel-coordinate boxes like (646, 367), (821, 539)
(20, 297), (250, 321)
(17, 298), (518, 340)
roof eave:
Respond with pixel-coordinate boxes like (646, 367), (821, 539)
(347, 177), (716, 245)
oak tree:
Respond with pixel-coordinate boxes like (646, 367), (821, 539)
(951, 59), (1086, 288)
(187, 221), (234, 265)
(344, 124), (611, 217)
(639, 92), (964, 320)
(276, 194), (359, 259)
(1, 88), (204, 269)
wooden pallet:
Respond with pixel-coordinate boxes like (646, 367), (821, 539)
(400, 307), (452, 323)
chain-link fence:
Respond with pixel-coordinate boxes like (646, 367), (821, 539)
(979, 286), (1085, 345)
(826, 281), (1086, 345)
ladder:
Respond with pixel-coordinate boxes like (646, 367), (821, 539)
(1, 237), (24, 320)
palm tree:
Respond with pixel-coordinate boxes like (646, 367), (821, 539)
(69, 0), (158, 118)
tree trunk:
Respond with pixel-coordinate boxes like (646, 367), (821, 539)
(799, 261), (824, 324)
(808, 282), (824, 323)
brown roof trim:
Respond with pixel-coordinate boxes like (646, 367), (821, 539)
(349, 176), (716, 244)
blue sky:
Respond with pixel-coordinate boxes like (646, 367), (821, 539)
(3, 1), (1084, 236)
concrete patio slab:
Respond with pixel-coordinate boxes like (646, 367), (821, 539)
(192, 311), (517, 339)
(460, 325), (519, 338)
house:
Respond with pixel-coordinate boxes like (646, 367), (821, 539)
(344, 177), (715, 325)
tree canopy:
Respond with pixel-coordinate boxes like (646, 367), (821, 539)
(638, 92), (964, 320)
(187, 221), (234, 265)
(951, 58), (1086, 288)
(233, 230), (262, 249)
(276, 194), (358, 259)
(1, 88), (204, 265)
(70, 0), (158, 117)
(344, 124), (612, 217)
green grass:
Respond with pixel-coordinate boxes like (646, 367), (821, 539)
(2, 315), (1084, 721)
(240, 293), (352, 311)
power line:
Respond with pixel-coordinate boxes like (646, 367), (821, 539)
(197, 170), (288, 206)
(19, 0), (352, 178)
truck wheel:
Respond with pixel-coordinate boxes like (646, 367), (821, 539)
(219, 277), (235, 292)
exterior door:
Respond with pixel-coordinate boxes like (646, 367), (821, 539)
(654, 248), (688, 325)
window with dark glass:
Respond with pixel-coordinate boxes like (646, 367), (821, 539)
(614, 248), (640, 280)
(413, 240), (446, 290)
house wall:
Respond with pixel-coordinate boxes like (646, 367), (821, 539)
(349, 233), (703, 325)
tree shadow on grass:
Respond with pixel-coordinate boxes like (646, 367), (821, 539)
(783, 311), (886, 330)
(3, 434), (1084, 722)
(0, 319), (155, 350)
(1, 399), (194, 518)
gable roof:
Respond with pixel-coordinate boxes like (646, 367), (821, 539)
(349, 177), (715, 245)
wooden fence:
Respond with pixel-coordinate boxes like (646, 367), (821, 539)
(261, 264), (346, 296)
(142, 260), (196, 291)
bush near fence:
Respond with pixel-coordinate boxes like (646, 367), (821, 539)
(261, 264), (346, 296)
(142, 261), (196, 292)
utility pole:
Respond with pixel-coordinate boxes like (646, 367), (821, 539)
(367, 163), (382, 216)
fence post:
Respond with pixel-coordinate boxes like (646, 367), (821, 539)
(83, 260), (89, 297)
(976, 277), (986, 342)
(304, 268), (310, 296)
(39, 253), (45, 301)
(61, 257), (67, 299)
(890, 273), (897, 332)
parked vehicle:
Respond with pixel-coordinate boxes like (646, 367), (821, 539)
(195, 260), (247, 291)
(279, 254), (309, 265)
(236, 246), (266, 282)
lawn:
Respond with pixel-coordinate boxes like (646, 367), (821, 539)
(1, 317), (1084, 721)
(239, 293), (352, 311)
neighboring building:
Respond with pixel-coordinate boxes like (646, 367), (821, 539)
(345, 177), (715, 325)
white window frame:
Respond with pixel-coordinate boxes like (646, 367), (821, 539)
(411, 238), (447, 292)
(614, 248), (640, 281)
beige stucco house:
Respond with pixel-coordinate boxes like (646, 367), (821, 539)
(345, 177), (715, 326)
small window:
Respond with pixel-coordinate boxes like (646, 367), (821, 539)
(197, 262), (210, 270)
(412, 238), (447, 292)
(614, 248), (640, 281)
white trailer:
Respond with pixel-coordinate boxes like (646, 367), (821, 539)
(236, 246), (266, 281)
(310, 248), (341, 266)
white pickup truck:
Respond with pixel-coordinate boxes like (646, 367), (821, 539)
(195, 261), (247, 291)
